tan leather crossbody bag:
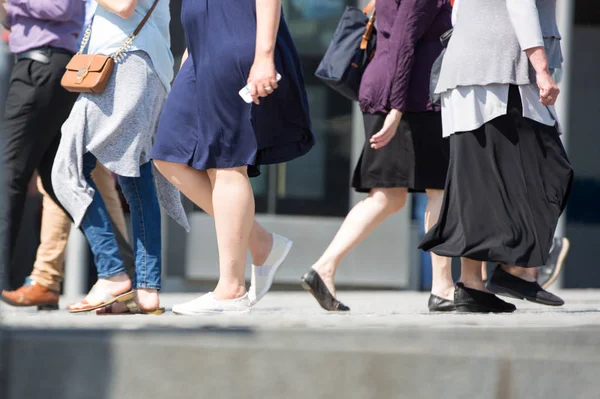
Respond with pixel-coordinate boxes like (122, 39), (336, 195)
(61, 0), (159, 93)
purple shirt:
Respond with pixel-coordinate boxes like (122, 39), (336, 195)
(7, 0), (85, 54)
(359, 0), (452, 114)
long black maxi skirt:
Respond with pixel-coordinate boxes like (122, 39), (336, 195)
(419, 85), (573, 267)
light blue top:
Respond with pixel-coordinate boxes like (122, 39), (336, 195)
(77, 0), (97, 50)
(87, 0), (173, 90)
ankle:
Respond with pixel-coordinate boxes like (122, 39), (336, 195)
(104, 273), (131, 283)
(459, 279), (487, 292)
(29, 276), (60, 293)
(135, 289), (160, 309)
(213, 282), (246, 300)
(501, 265), (536, 282)
(136, 288), (158, 295)
(312, 259), (337, 277)
(431, 284), (455, 300)
(251, 233), (274, 266)
(95, 274), (132, 295)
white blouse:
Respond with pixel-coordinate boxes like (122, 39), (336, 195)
(441, 0), (561, 137)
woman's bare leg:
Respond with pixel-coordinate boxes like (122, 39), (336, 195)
(206, 167), (254, 300)
(500, 265), (537, 282)
(425, 189), (454, 300)
(460, 257), (487, 291)
(311, 187), (408, 296)
(153, 160), (273, 265)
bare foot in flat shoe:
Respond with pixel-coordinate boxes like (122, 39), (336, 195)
(85, 274), (131, 303)
(68, 273), (132, 310)
(96, 289), (160, 314)
(311, 263), (337, 297)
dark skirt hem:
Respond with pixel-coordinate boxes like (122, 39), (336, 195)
(151, 135), (314, 179)
(254, 133), (315, 166)
(421, 246), (551, 269)
(151, 154), (260, 177)
(352, 180), (444, 193)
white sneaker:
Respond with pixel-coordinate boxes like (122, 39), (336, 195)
(248, 233), (293, 306)
(172, 292), (251, 315)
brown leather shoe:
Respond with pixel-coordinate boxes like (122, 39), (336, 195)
(1, 278), (59, 310)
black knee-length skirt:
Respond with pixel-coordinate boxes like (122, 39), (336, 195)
(419, 86), (573, 267)
(352, 111), (449, 193)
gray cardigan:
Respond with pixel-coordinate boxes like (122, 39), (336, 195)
(435, 0), (561, 94)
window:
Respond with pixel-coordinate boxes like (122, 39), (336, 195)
(261, 0), (355, 216)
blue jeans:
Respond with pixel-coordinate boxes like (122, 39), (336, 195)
(81, 152), (162, 289)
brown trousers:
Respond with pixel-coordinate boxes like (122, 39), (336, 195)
(30, 163), (133, 292)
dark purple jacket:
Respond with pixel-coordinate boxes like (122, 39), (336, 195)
(359, 0), (452, 114)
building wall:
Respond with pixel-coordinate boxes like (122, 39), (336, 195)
(563, 3), (600, 287)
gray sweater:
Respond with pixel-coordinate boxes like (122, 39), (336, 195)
(435, 0), (561, 94)
(52, 52), (190, 233)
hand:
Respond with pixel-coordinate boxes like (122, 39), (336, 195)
(524, 47), (559, 106)
(370, 109), (403, 150)
(247, 55), (278, 105)
(536, 70), (560, 106)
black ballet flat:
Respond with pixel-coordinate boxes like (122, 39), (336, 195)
(454, 282), (517, 313)
(428, 294), (456, 312)
(486, 266), (564, 307)
(300, 269), (350, 312)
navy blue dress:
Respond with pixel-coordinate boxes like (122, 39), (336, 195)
(151, 0), (315, 177)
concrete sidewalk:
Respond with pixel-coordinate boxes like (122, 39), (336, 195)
(2, 290), (600, 330)
(2, 290), (600, 399)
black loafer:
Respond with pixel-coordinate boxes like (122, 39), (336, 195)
(537, 237), (570, 289)
(487, 266), (564, 306)
(428, 294), (456, 312)
(300, 269), (350, 312)
(454, 282), (516, 313)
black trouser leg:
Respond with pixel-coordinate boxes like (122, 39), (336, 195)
(0, 54), (78, 288)
(0, 46), (12, 287)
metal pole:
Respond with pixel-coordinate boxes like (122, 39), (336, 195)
(553, 0), (575, 288)
(267, 164), (278, 214)
(0, 29), (11, 396)
(63, 228), (89, 297)
(0, 31), (10, 293)
(350, 102), (366, 207)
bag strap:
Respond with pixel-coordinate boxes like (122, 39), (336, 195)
(360, 1), (376, 51)
(132, 0), (160, 37)
(78, 0), (160, 59)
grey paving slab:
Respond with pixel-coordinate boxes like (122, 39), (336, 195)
(2, 290), (600, 331)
